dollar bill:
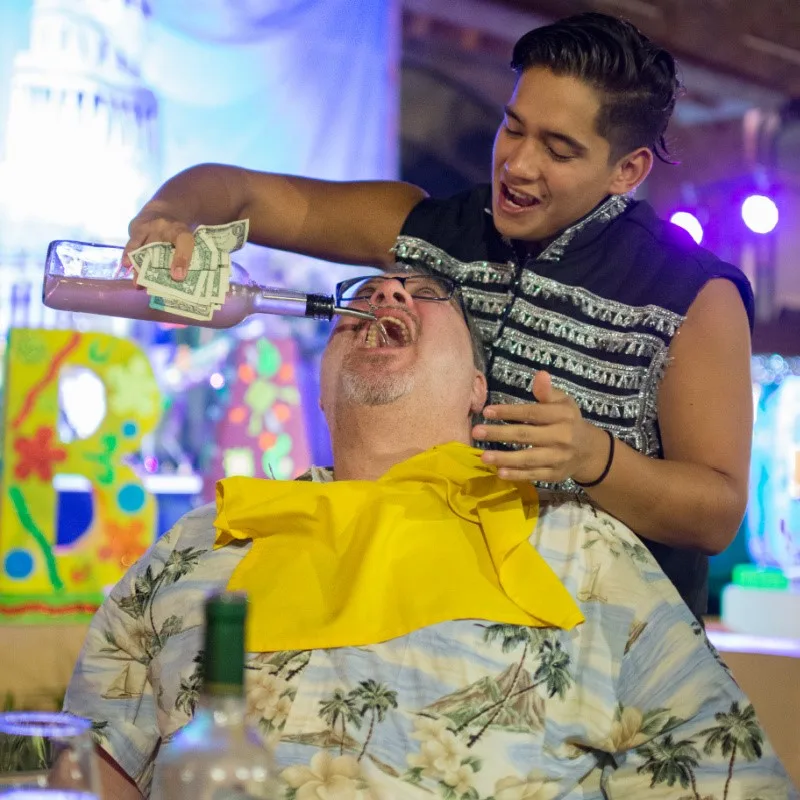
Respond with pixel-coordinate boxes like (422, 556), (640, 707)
(133, 237), (215, 301)
(195, 219), (249, 253)
(149, 294), (215, 321)
(128, 219), (248, 322)
(196, 230), (230, 307)
(204, 264), (230, 307)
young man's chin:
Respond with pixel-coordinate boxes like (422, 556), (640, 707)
(492, 203), (549, 242)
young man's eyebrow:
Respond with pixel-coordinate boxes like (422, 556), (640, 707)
(503, 106), (589, 154)
(543, 131), (588, 154)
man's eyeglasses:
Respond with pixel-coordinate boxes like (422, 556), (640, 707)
(335, 274), (458, 306)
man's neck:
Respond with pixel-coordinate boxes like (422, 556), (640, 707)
(328, 405), (473, 481)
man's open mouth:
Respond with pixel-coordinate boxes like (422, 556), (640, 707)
(363, 314), (413, 348)
(501, 182), (540, 208)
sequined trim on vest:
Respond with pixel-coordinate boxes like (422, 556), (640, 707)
(474, 317), (502, 342)
(461, 285), (513, 318)
(391, 238), (514, 284)
(537, 194), (631, 262)
(489, 391), (644, 450)
(498, 330), (647, 391)
(491, 356), (644, 419)
(506, 300), (669, 358)
(519, 272), (684, 335)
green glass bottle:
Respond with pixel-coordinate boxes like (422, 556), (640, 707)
(152, 592), (279, 799)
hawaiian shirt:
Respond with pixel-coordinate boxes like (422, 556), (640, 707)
(64, 479), (794, 799)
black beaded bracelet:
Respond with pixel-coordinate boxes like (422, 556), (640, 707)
(575, 429), (615, 489)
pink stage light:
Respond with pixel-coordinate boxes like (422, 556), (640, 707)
(669, 211), (704, 245)
(741, 194), (779, 234)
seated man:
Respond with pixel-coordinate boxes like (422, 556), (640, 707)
(64, 270), (793, 799)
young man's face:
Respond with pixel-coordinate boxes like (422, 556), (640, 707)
(492, 66), (630, 243)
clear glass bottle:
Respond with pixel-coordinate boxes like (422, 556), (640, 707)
(42, 240), (375, 328)
(151, 592), (280, 800)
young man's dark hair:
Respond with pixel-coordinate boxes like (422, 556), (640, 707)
(510, 12), (682, 163)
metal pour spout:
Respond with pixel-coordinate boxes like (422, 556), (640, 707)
(257, 288), (378, 323)
(333, 305), (377, 322)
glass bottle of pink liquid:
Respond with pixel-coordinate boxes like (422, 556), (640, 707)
(42, 240), (375, 328)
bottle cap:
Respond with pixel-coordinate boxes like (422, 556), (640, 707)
(206, 590), (248, 621)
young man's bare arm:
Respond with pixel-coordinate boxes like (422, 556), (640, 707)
(124, 164), (427, 278)
(575, 278), (753, 552)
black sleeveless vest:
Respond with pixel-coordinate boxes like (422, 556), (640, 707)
(394, 185), (754, 618)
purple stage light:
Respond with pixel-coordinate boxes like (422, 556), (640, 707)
(741, 194), (779, 234)
(669, 211), (704, 245)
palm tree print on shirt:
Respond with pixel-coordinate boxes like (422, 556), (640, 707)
(634, 701), (766, 800)
(316, 680), (399, 761)
(400, 623), (575, 797)
(699, 702), (764, 800)
(319, 689), (362, 755)
(428, 624), (574, 746)
(350, 680), (399, 761)
(636, 734), (703, 798)
(175, 651), (204, 716)
(99, 546), (203, 700)
(284, 681), (398, 768)
(582, 519), (653, 565)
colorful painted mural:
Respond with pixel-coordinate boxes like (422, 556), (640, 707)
(204, 337), (312, 499)
(0, 328), (161, 622)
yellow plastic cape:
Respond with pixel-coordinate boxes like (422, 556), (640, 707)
(214, 442), (584, 651)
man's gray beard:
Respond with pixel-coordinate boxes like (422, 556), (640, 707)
(339, 369), (414, 407)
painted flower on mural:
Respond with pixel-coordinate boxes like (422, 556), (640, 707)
(99, 519), (147, 567)
(13, 425), (67, 481)
(106, 356), (159, 417)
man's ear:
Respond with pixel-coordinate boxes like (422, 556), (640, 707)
(470, 370), (488, 414)
(608, 146), (653, 195)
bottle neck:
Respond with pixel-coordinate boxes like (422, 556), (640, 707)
(251, 286), (314, 318)
(196, 690), (248, 728)
(202, 592), (247, 706)
(249, 286), (337, 320)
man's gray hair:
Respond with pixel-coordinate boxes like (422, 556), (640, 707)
(461, 298), (488, 376)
